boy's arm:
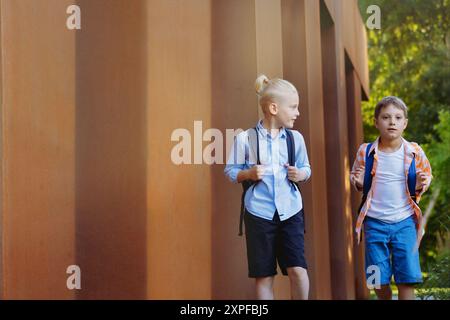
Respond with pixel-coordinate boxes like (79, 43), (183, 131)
(415, 145), (433, 202)
(350, 144), (366, 192)
(224, 133), (246, 184)
(294, 132), (311, 182)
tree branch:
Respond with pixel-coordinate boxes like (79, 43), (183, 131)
(423, 186), (441, 229)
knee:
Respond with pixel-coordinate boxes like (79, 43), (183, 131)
(397, 284), (414, 291)
(255, 276), (274, 289)
(288, 267), (308, 282)
(374, 285), (392, 300)
(375, 284), (392, 293)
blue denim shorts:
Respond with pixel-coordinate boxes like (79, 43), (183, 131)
(364, 215), (422, 285)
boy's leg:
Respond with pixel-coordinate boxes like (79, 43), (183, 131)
(244, 210), (278, 299)
(278, 210), (309, 300)
(287, 266), (309, 300)
(397, 284), (415, 300)
(374, 285), (392, 300)
(391, 215), (422, 300)
(364, 217), (393, 299)
(255, 276), (275, 300)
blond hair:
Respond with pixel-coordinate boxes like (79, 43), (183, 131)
(255, 74), (298, 113)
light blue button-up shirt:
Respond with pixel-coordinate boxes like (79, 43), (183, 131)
(224, 120), (311, 221)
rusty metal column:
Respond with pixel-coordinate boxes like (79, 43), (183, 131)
(321, 0), (356, 299)
(74, 0), (148, 299)
(211, 0), (258, 300)
(0, 0), (76, 299)
(211, 0), (292, 299)
(346, 68), (370, 299)
(281, 0), (332, 299)
(146, 0), (212, 299)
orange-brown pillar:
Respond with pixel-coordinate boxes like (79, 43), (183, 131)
(75, 0), (148, 299)
(211, 0), (258, 299)
(0, 0), (76, 299)
(211, 0), (293, 299)
(281, 0), (333, 299)
(346, 68), (370, 299)
(146, 0), (212, 299)
(321, 0), (356, 299)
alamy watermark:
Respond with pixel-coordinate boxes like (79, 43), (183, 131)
(65, 4), (380, 31)
(366, 265), (381, 289)
(66, 265), (81, 290)
(366, 5), (381, 30)
(170, 121), (283, 167)
(66, 5), (81, 30)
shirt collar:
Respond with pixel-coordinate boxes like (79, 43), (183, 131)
(370, 136), (416, 156)
(256, 120), (287, 139)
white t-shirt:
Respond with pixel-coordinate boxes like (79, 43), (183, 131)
(366, 143), (414, 223)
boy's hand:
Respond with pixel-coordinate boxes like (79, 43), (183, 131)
(416, 172), (428, 191)
(284, 164), (307, 183)
(351, 165), (365, 189)
(248, 165), (265, 181)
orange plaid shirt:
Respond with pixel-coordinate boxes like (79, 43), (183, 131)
(350, 137), (433, 244)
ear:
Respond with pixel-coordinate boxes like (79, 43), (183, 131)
(404, 118), (408, 129)
(268, 102), (278, 115)
(374, 117), (379, 129)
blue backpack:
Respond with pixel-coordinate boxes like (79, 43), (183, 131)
(239, 128), (299, 236)
(357, 143), (417, 214)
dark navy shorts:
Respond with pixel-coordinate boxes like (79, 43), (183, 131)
(244, 208), (307, 278)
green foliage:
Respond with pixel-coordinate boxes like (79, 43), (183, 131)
(420, 111), (450, 269)
(426, 111), (450, 194)
(417, 250), (450, 300)
(358, 0), (450, 143)
(358, 0), (450, 268)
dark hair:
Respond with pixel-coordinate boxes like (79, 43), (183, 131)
(374, 96), (408, 119)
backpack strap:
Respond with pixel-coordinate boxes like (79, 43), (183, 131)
(285, 129), (299, 191)
(408, 155), (417, 203)
(286, 129), (295, 166)
(239, 128), (260, 236)
(286, 129), (305, 233)
(357, 143), (374, 214)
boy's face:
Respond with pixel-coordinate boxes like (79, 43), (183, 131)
(374, 104), (408, 141)
(270, 93), (300, 129)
